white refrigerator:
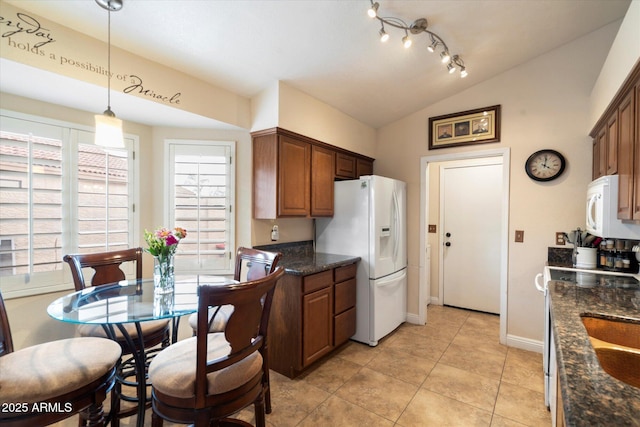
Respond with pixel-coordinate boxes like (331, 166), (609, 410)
(315, 175), (407, 346)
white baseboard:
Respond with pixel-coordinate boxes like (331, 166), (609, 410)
(506, 334), (543, 354)
(405, 312), (423, 325)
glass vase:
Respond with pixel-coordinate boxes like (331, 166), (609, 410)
(153, 255), (175, 295)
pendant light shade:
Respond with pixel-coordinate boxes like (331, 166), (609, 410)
(95, 108), (123, 148)
(95, 0), (124, 148)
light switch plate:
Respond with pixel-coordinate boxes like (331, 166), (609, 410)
(428, 224), (437, 233)
(515, 230), (524, 243)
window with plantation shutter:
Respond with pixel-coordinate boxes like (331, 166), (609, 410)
(0, 111), (138, 298)
(167, 140), (235, 274)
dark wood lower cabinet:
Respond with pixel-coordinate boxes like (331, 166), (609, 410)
(268, 263), (357, 378)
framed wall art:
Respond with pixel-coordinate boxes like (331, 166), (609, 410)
(428, 105), (501, 150)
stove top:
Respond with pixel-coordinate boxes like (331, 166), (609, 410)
(549, 269), (640, 289)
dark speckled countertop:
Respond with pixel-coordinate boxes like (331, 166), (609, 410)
(276, 252), (360, 276)
(549, 273), (640, 426)
(254, 240), (359, 276)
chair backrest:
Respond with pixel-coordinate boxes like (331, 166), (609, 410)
(194, 266), (285, 401)
(234, 247), (282, 282)
(0, 291), (14, 356)
(63, 248), (143, 291)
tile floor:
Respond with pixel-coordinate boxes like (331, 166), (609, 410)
(57, 305), (551, 426)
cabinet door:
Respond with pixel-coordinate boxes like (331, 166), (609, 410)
(336, 153), (356, 179)
(334, 306), (356, 346)
(357, 158), (374, 177)
(618, 90), (635, 220)
(634, 83), (640, 220)
(311, 145), (335, 217)
(594, 128), (607, 179)
(606, 112), (618, 175)
(278, 136), (310, 216)
(302, 286), (333, 367)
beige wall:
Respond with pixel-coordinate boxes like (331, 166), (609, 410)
(374, 19), (624, 344)
(250, 80), (378, 246)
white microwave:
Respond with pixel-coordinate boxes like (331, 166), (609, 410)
(586, 175), (640, 239)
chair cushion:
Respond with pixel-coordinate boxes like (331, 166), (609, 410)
(149, 333), (262, 398)
(78, 318), (169, 340)
(0, 337), (121, 404)
(187, 305), (234, 333)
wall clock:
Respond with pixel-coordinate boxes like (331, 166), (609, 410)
(525, 149), (566, 182)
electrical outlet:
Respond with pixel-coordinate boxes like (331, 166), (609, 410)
(555, 232), (565, 245)
(428, 224), (437, 233)
(515, 230), (524, 243)
(271, 225), (279, 241)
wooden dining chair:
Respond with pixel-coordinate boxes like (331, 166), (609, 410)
(148, 266), (285, 427)
(0, 291), (122, 427)
(63, 247), (171, 425)
(63, 248), (171, 351)
(188, 247), (283, 334)
(186, 246), (282, 413)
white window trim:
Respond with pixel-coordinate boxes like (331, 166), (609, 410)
(0, 109), (140, 299)
(164, 139), (235, 275)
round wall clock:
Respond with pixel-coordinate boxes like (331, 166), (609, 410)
(525, 149), (566, 182)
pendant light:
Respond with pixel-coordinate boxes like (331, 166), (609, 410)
(95, 0), (124, 148)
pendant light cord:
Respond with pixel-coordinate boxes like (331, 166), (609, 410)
(107, 6), (111, 110)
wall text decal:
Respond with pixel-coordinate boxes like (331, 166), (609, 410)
(0, 12), (55, 48)
(124, 75), (181, 105)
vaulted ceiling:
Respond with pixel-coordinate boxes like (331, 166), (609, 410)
(1, 0), (632, 129)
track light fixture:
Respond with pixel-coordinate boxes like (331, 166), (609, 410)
(94, 0), (124, 148)
(367, 1), (467, 78)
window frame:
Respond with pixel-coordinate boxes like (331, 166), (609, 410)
(0, 109), (140, 299)
(164, 139), (235, 275)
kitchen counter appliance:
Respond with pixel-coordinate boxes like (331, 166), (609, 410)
(315, 175), (407, 346)
(586, 175), (640, 239)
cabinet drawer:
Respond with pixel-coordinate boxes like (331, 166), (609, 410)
(303, 269), (333, 294)
(334, 278), (356, 314)
(334, 263), (357, 282)
(334, 306), (356, 346)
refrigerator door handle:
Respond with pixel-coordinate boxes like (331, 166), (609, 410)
(392, 190), (400, 262)
(376, 269), (406, 287)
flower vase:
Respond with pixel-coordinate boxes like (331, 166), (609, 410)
(153, 255), (175, 295)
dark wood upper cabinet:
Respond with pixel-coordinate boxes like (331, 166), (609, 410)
(311, 145), (335, 217)
(617, 90), (635, 220)
(335, 152), (356, 179)
(252, 127), (374, 219)
(590, 61), (640, 221)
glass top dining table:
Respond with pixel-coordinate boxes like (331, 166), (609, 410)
(47, 275), (238, 325)
(46, 274), (238, 427)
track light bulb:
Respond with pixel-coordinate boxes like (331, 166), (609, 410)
(440, 51), (450, 63)
(368, 2), (379, 18)
(402, 35), (412, 48)
(427, 40), (438, 53)
(460, 67), (468, 78)
(447, 63), (456, 74)
(379, 28), (389, 42)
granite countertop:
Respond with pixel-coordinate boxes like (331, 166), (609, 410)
(549, 278), (640, 426)
(254, 240), (359, 276)
(277, 252), (360, 276)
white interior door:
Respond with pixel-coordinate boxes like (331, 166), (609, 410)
(441, 158), (502, 314)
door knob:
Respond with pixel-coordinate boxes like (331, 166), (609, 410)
(445, 232), (451, 237)
(445, 242), (451, 247)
